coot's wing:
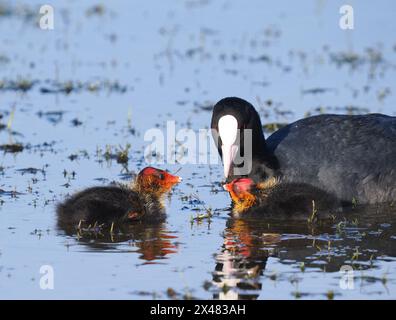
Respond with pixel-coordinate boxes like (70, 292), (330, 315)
(266, 114), (396, 203)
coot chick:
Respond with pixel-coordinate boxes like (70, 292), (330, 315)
(211, 97), (396, 204)
(57, 167), (181, 225)
(224, 177), (342, 218)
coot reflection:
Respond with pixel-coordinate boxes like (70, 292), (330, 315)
(211, 210), (396, 299)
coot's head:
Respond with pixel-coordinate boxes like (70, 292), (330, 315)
(136, 167), (182, 194)
(223, 178), (257, 213)
(211, 97), (269, 179)
(224, 177), (255, 194)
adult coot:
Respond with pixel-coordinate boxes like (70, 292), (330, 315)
(57, 167), (181, 225)
(211, 97), (396, 204)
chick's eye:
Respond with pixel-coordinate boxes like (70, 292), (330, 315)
(159, 173), (165, 180)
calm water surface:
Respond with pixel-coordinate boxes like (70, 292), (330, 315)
(0, 0), (396, 299)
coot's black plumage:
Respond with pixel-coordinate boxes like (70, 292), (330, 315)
(212, 97), (396, 204)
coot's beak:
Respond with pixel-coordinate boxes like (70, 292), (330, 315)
(221, 144), (238, 178)
(218, 114), (239, 178)
(223, 182), (232, 192)
(166, 173), (182, 184)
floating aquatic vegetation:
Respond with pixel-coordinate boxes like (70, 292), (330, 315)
(166, 287), (178, 299)
(330, 52), (363, 68)
(190, 211), (212, 223)
(262, 122), (288, 133)
(85, 4), (105, 17)
(96, 144), (131, 165)
(23, 141), (57, 154)
(301, 88), (336, 95)
(0, 78), (37, 92)
(188, 194), (213, 224)
(185, 47), (205, 58)
(330, 48), (385, 70)
(255, 97), (295, 121)
(36, 110), (65, 125)
(67, 149), (90, 161)
(75, 220), (107, 238)
(16, 167), (46, 175)
(377, 88), (391, 102)
(0, 2), (37, 21)
(193, 101), (214, 112)
(39, 80), (128, 94)
(115, 144), (131, 164)
(0, 143), (23, 153)
(305, 105), (370, 117)
(249, 54), (272, 64)
(0, 78), (130, 95)
(0, 188), (23, 197)
(307, 200), (318, 224)
(70, 118), (83, 127)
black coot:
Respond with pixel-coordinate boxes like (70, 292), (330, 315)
(211, 97), (396, 204)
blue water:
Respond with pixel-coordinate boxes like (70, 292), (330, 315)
(0, 0), (395, 299)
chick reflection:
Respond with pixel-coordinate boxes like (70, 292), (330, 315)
(213, 219), (275, 300)
(57, 221), (179, 264)
(136, 226), (178, 264)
